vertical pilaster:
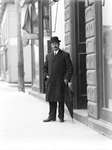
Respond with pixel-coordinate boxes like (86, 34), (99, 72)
(85, 1), (99, 119)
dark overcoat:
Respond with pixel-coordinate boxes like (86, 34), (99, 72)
(43, 49), (73, 102)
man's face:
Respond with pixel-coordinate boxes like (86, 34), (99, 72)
(51, 42), (59, 52)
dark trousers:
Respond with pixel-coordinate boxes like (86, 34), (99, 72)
(49, 101), (64, 119)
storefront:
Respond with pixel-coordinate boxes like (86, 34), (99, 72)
(73, 0), (112, 137)
(28, 0), (112, 137)
(53, 0), (112, 137)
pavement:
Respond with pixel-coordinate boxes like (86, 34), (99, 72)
(0, 81), (112, 150)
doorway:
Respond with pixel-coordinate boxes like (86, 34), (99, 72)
(72, 0), (87, 109)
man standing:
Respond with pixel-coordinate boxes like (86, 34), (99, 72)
(43, 36), (73, 122)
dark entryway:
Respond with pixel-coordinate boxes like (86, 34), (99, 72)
(72, 0), (87, 109)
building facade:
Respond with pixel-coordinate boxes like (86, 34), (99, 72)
(31, 0), (112, 137)
(47, 0), (112, 137)
(0, 1), (32, 83)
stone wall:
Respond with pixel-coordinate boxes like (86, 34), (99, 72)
(85, 1), (98, 119)
(64, 0), (72, 54)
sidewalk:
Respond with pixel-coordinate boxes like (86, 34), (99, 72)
(0, 81), (112, 150)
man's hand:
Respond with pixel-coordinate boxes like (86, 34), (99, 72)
(68, 82), (72, 90)
(64, 79), (68, 85)
(46, 75), (49, 79)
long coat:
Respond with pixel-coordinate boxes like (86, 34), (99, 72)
(43, 49), (73, 102)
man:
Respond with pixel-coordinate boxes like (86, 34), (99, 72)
(43, 36), (73, 122)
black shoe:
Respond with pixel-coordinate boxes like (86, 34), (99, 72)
(59, 118), (64, 122)
(43, 117), (56, 122)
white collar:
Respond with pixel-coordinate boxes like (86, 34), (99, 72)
(54, 50), (59, 55)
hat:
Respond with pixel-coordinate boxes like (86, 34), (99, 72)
(50, 36), (61, 43)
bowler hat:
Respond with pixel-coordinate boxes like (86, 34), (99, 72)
(50, 36), (61, 43)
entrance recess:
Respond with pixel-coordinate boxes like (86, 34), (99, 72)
(73, 1), (87, 109)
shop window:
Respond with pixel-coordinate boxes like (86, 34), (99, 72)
(102, 0), (112, 109)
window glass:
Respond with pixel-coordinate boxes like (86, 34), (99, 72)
(102, 0), (112, 109)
